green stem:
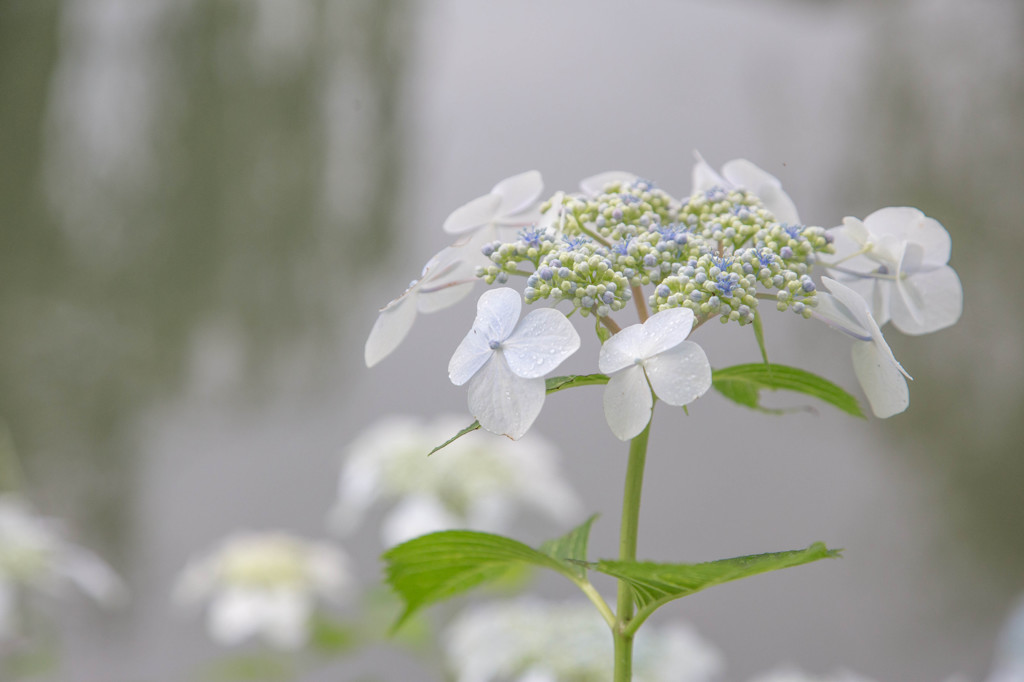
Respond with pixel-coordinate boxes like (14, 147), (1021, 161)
(613, 420), (651, 682)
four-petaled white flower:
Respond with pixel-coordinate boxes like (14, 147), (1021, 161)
(691, 151), (801, 226)
(0, 495), (124, 640)
(444, 597), (722, 682)
(330, 415), (582, 547)
(449, 288), (580, 440)
(599, 307), (712, 441)
(826, 207), (963, 335)
(365, 243), (480, 367)
(814, 277), (912, 419)
(443, 170), (544, 238)
(174, 532), (352, 650)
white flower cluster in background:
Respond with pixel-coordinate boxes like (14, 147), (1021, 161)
(366, 154), (963, 434)
(444, 597), (723, 682)
(174, 531), (351, 649)
(331, 415), (582, 547)
(0, 494), (124, 640)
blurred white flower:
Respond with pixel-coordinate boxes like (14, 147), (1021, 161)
(691, 152), (800, 226)
(330, 415), (582, 547)
(986, 596), (1024, 682)
(748, 669), (878, 682)
(826, 207), (963, 335)
(444, 597), (722, 682)
(174, 531), (352, 649)
(0, 494), (124, 639)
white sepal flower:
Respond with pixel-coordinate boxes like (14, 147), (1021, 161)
(365, 243), (479, 367)
(330, 415), (582, 547)
(174, 532), (352, 650)
(598, 307), (711, 441)
(749, 669), (879, 682)
(579, 171), (639, 197)
(443, 170), (544, 236)
(444, 597), (722, 682)
(691, 151), (800, 225)
(0, 495), (124, 639)
(815, 277), (912, 418)
(449, 288), (580, 439)
(827, 207), (963, 335)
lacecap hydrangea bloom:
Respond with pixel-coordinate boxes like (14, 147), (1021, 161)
(444, 597), (722, 682)
(330, 415), (581, 547)
(367, 154), (963, 434)
(0, 494), (124, 639)
(174, 531), (352, 649)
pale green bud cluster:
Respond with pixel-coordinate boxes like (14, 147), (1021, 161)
(481, 178), (833, 326)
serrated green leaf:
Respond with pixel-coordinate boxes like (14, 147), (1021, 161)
(712, 363), (864, 418)
(383, 530), (577, 629)
(596, 542), (840, 631)
(429, 375), (611, 455)
(540, 514), (598, 578)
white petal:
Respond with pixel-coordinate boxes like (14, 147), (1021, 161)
(474, 287), (522, 342)
(690, 151), (727, 193)
(863, 207), (951, 264)
(443, 193), (501, 234)
(851, 341), (909, 418)
(260, 589), (310, 649)
(580, 171), (639, 196)
(467, 357), (545, 440)
(598, 324), (647, 374)
(418, 280), (477, 314)
(603, 366), (654, 441)
(381, 495), (461, 547)
(448, 330), (494, 387)
(449, 288), (522, 386)
(62, 547), (126, 607)
(637, 307), (695, 359)
(209, 589), (264, 644)
(503, 308), (580, 378)
(889, 265), (963, 335)
(821, 277), (877, 336)
(722, 158), (800, 225)
(492, 170), (543, 217)
(364, 292), (418, 368)
(644, 341), (712, 407)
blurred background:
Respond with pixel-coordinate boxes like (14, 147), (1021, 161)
(1, 0), (1021, 680)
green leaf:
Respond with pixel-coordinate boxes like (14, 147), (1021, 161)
(752, 311), (770, 366)
(596, 542), (840, 628)
(383, 530), (577, 629)
(429, 374), (610, 455)
(539, 514), (598, 578)
(544, 373), (610, 392)
(427, 421), (480, 456)
(712, 363), (864, 418)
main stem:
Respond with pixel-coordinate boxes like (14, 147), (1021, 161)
(613, 420), (651, 682)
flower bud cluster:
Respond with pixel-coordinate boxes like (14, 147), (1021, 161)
(481, 178), (833, 326)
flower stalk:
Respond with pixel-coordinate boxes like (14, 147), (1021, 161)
(614, 419), (652, 682)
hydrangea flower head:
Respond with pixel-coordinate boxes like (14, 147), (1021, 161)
(827, 207), (963, 335)
(449, 287), (580, 439)
(599, 307), (712, 440)
(0, 494), (124, 639)
(330, 415), (581, 547)
(691, 151), (800, 226)
(175, 532), (352, 649)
